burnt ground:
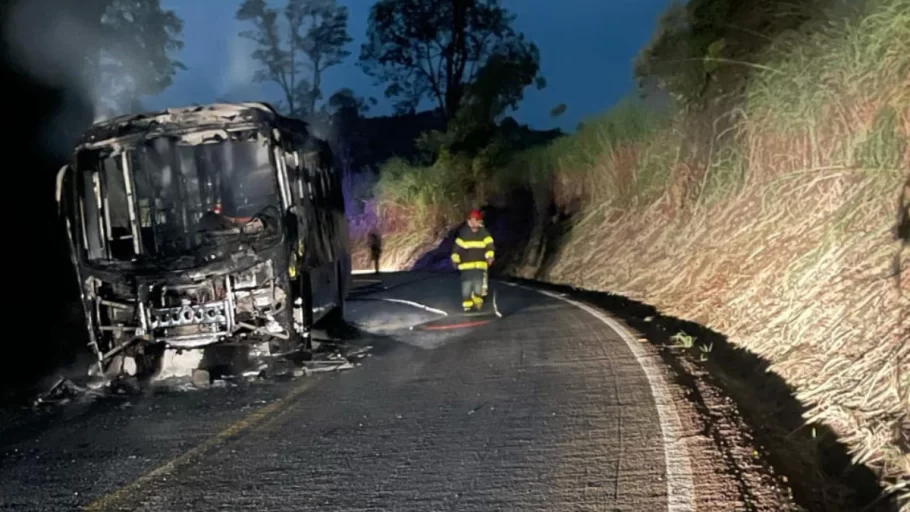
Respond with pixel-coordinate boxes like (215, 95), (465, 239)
(506, 276), (904, 512)
(0, 271), (810, 512)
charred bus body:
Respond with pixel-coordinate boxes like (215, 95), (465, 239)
(55, 102), (351, 378)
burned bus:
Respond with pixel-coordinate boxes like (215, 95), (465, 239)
(55, 102), (351, 378)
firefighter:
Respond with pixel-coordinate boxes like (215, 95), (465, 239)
(451, 209), (495, 312)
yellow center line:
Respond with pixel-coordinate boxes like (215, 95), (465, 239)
(83, 377), (320, 511)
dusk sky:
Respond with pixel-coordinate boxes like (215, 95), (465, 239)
(147, 0), (673, 133)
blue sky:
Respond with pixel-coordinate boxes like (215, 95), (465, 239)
(148, 0), (672, 133)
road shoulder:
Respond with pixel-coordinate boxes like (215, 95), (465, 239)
(507, 277), (803, 512)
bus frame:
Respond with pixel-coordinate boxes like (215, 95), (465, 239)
(55, 102), (351, 379)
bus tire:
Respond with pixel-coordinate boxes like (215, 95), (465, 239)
(321, 260), (346, 327)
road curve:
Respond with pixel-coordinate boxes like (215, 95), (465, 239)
(0, 272), (694, 511)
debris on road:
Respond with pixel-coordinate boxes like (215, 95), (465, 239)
(192, 369), (211, 389)
(302, 360), (356, 374)
(297, 343), (370, 374)
(29, 339), (372, 407)
(32, 378), (103, 407)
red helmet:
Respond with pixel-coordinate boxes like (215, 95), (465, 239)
(468, 209), (483, 220)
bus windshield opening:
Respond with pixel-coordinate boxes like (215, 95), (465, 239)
(77, 132), (282, 264)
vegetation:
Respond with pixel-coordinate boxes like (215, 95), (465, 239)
(633, 0), (831, 109)
(359, 0), (544, 119)
(365, 0), (910, 505)
(236, 0), (353, 116)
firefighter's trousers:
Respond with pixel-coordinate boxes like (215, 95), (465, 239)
(460, 269), (486, 311)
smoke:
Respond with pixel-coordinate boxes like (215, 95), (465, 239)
(5, 0), (91, 91)
(304, 112), (337, 142)
(5, 0), (165, 124)
(220, 32), (258, 101)
(3, 0), (100, 156)
(5, 0), (102, 117)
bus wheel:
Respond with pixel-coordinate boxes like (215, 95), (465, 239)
(280, 271), (313, 356)
(322, 260), (346, 327)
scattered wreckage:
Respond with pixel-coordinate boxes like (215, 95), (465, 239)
(54, 102), (353, 387)
(32, 343), (372, 407)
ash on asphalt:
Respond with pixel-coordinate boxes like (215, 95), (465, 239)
(346, 297), (500, 350)
(25, 324), (378, 413)
(345, 298), (444, 333)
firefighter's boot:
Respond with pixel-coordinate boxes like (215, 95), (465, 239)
(472, 293), (484, 312)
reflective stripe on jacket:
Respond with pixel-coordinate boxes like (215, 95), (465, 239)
(451, 224), (495, 271)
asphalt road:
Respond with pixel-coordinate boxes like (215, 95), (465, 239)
(0, 272), (694, 511)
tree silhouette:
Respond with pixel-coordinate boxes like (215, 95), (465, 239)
(327, 87), (377, 117)
(359, 0), (542, 120)
(322, 88), (374, 174)
(444, 42), (545, 152)
(237, 0), (352, 117)
(94, 0), (185, 116)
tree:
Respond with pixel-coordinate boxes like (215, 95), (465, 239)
(237, 0), (352, 117)
(441, 39), (544, 154)
(359, 0), (543, 120)
(455, 41), (544, 126)
(6, 0), (184, 118)
(327, 87), (377, 118)
(95, 0), (185, 115)
(322, 88), (379, 172)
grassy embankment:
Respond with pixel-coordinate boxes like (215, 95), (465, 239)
(350, 0), (909, 504)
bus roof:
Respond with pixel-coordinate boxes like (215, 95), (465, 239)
(76, 102), (312, 152)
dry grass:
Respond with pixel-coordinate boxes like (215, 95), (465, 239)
(348, 201), (447, 271)
(349, 229), (439, 271)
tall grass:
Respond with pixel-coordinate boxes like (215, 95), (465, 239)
(496, 100), (673, 212)
(745, 0), (910, 180)
(374, 158), (458, 233)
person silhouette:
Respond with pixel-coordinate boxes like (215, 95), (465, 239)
(368, 230), (382, 274)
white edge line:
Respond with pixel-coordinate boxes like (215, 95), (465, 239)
(351, 297), (449, 317)
(509, 281), (696, 512)
(352, 269), (396, 275)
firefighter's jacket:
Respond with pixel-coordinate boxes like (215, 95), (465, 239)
(451, 224), (495, 271)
